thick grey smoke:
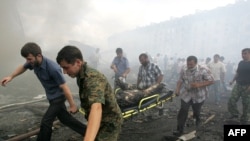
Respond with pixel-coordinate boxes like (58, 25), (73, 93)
(0, 0), (95, 103)
(0, 0), (25, 72)
(0, 0), (243, 105)
(17, 0), (93, 49)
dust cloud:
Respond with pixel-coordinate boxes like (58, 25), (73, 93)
(0, 0), (249, 106)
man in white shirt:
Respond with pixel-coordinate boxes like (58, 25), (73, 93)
(207, 54), (226, 106)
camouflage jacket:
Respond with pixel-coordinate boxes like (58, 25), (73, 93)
(77, 63), (123, 124)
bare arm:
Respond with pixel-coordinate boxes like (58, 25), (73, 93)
(1, 65), (27, 86)
(220, 72), (225, 83)
(60, 83), (78, 113)
(84, 103), (102, 141)
(175, 80), (183, 96)
(122, 68), (130, 78)
(230, 73), (238, 85)
(156, 74), (164, 84)
(137, 77), (141, 88)
(110, 64), (118, 73)
(221, 63), (226, 83)
(190, 80), (214, 88)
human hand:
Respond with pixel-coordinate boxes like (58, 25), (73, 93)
(1, 76), (12, 86)
(142, 89), (149, 95)
(119, 77), (125, 83)
(69, 104), (78, 114)
(190, 82), (200, 88)
(174, 90), (180, 96)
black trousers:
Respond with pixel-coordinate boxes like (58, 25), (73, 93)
(176, 99), (204, 132)
(36, 97), (86, 141)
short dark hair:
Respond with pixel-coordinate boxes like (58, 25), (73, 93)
(139, 53), (148, 60)
(116, 48), (123, 54)
(242, 48), (250, 53)
(56, 45), (83, 64)
(214, 54), (220, 58)
(187, 55), (197, 64)
(21, 42), (42, 57)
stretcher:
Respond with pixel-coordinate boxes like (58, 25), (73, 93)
(79, 89), (175, 119)
(121, 90), (175, 119)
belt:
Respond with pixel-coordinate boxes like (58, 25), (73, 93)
(49, 95), (66, 104)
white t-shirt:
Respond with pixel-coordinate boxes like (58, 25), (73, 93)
(207, 61), (226, 81)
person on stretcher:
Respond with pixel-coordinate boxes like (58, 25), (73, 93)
(115, 78), (170, 109)
(115, 52), (167, 109)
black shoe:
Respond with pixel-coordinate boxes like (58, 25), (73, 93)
(173, 130), (183, 136)
(196, 120), (202, 127)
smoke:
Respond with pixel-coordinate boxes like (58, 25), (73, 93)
(17, 0), (94, 49)
(0, 0), (240, 104)
(0, 0), (25, 73)
(16, 0), (146, 50)
(1, 0), (236, 52)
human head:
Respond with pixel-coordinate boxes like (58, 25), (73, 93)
(139, 53), (149, 66)
(206, 57), (211, 64)
(21, 42), (42, 57)
(241, 48), (250, 61)
(56, 45), (84, 78)
(220, 56), (224, 62)
(116, 48), (123, 58)
(213, 54), (220, 63)
(186, 56), (197, 69)
(21, 42), (42, 67)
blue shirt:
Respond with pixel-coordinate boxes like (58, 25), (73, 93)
(111, 56), (129, 78)
(24, 56), (65, 100)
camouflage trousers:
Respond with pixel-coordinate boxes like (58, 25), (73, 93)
(228, 83), (250, 123)
(95, 121), (122, 141)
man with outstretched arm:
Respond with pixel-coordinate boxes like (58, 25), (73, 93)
(1, 42), (86, 141)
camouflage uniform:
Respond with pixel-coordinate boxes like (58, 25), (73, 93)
(77, 63), (123, 141)
(228, 60), (250, 124)
(228, 84), (250, 123)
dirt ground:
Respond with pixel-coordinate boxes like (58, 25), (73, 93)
(0, 84), (240, 141)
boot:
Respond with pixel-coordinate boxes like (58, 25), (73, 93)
(173, 126), (184, 136)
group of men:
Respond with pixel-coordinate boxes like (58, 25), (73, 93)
(110, 46), (250, 137)
(1, 43), (123, 141)
(203, 52), (250, 126)
(110, 48), (164, 90)
(1, 42), (250, 140)
(173, 49), (250, 136)
(0, 43), (165, 141)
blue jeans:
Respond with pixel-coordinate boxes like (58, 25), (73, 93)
(36, 96), (86, 141)
(209, 80), (221, 103)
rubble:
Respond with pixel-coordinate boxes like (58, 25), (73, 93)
(0, 90), (234, 141)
